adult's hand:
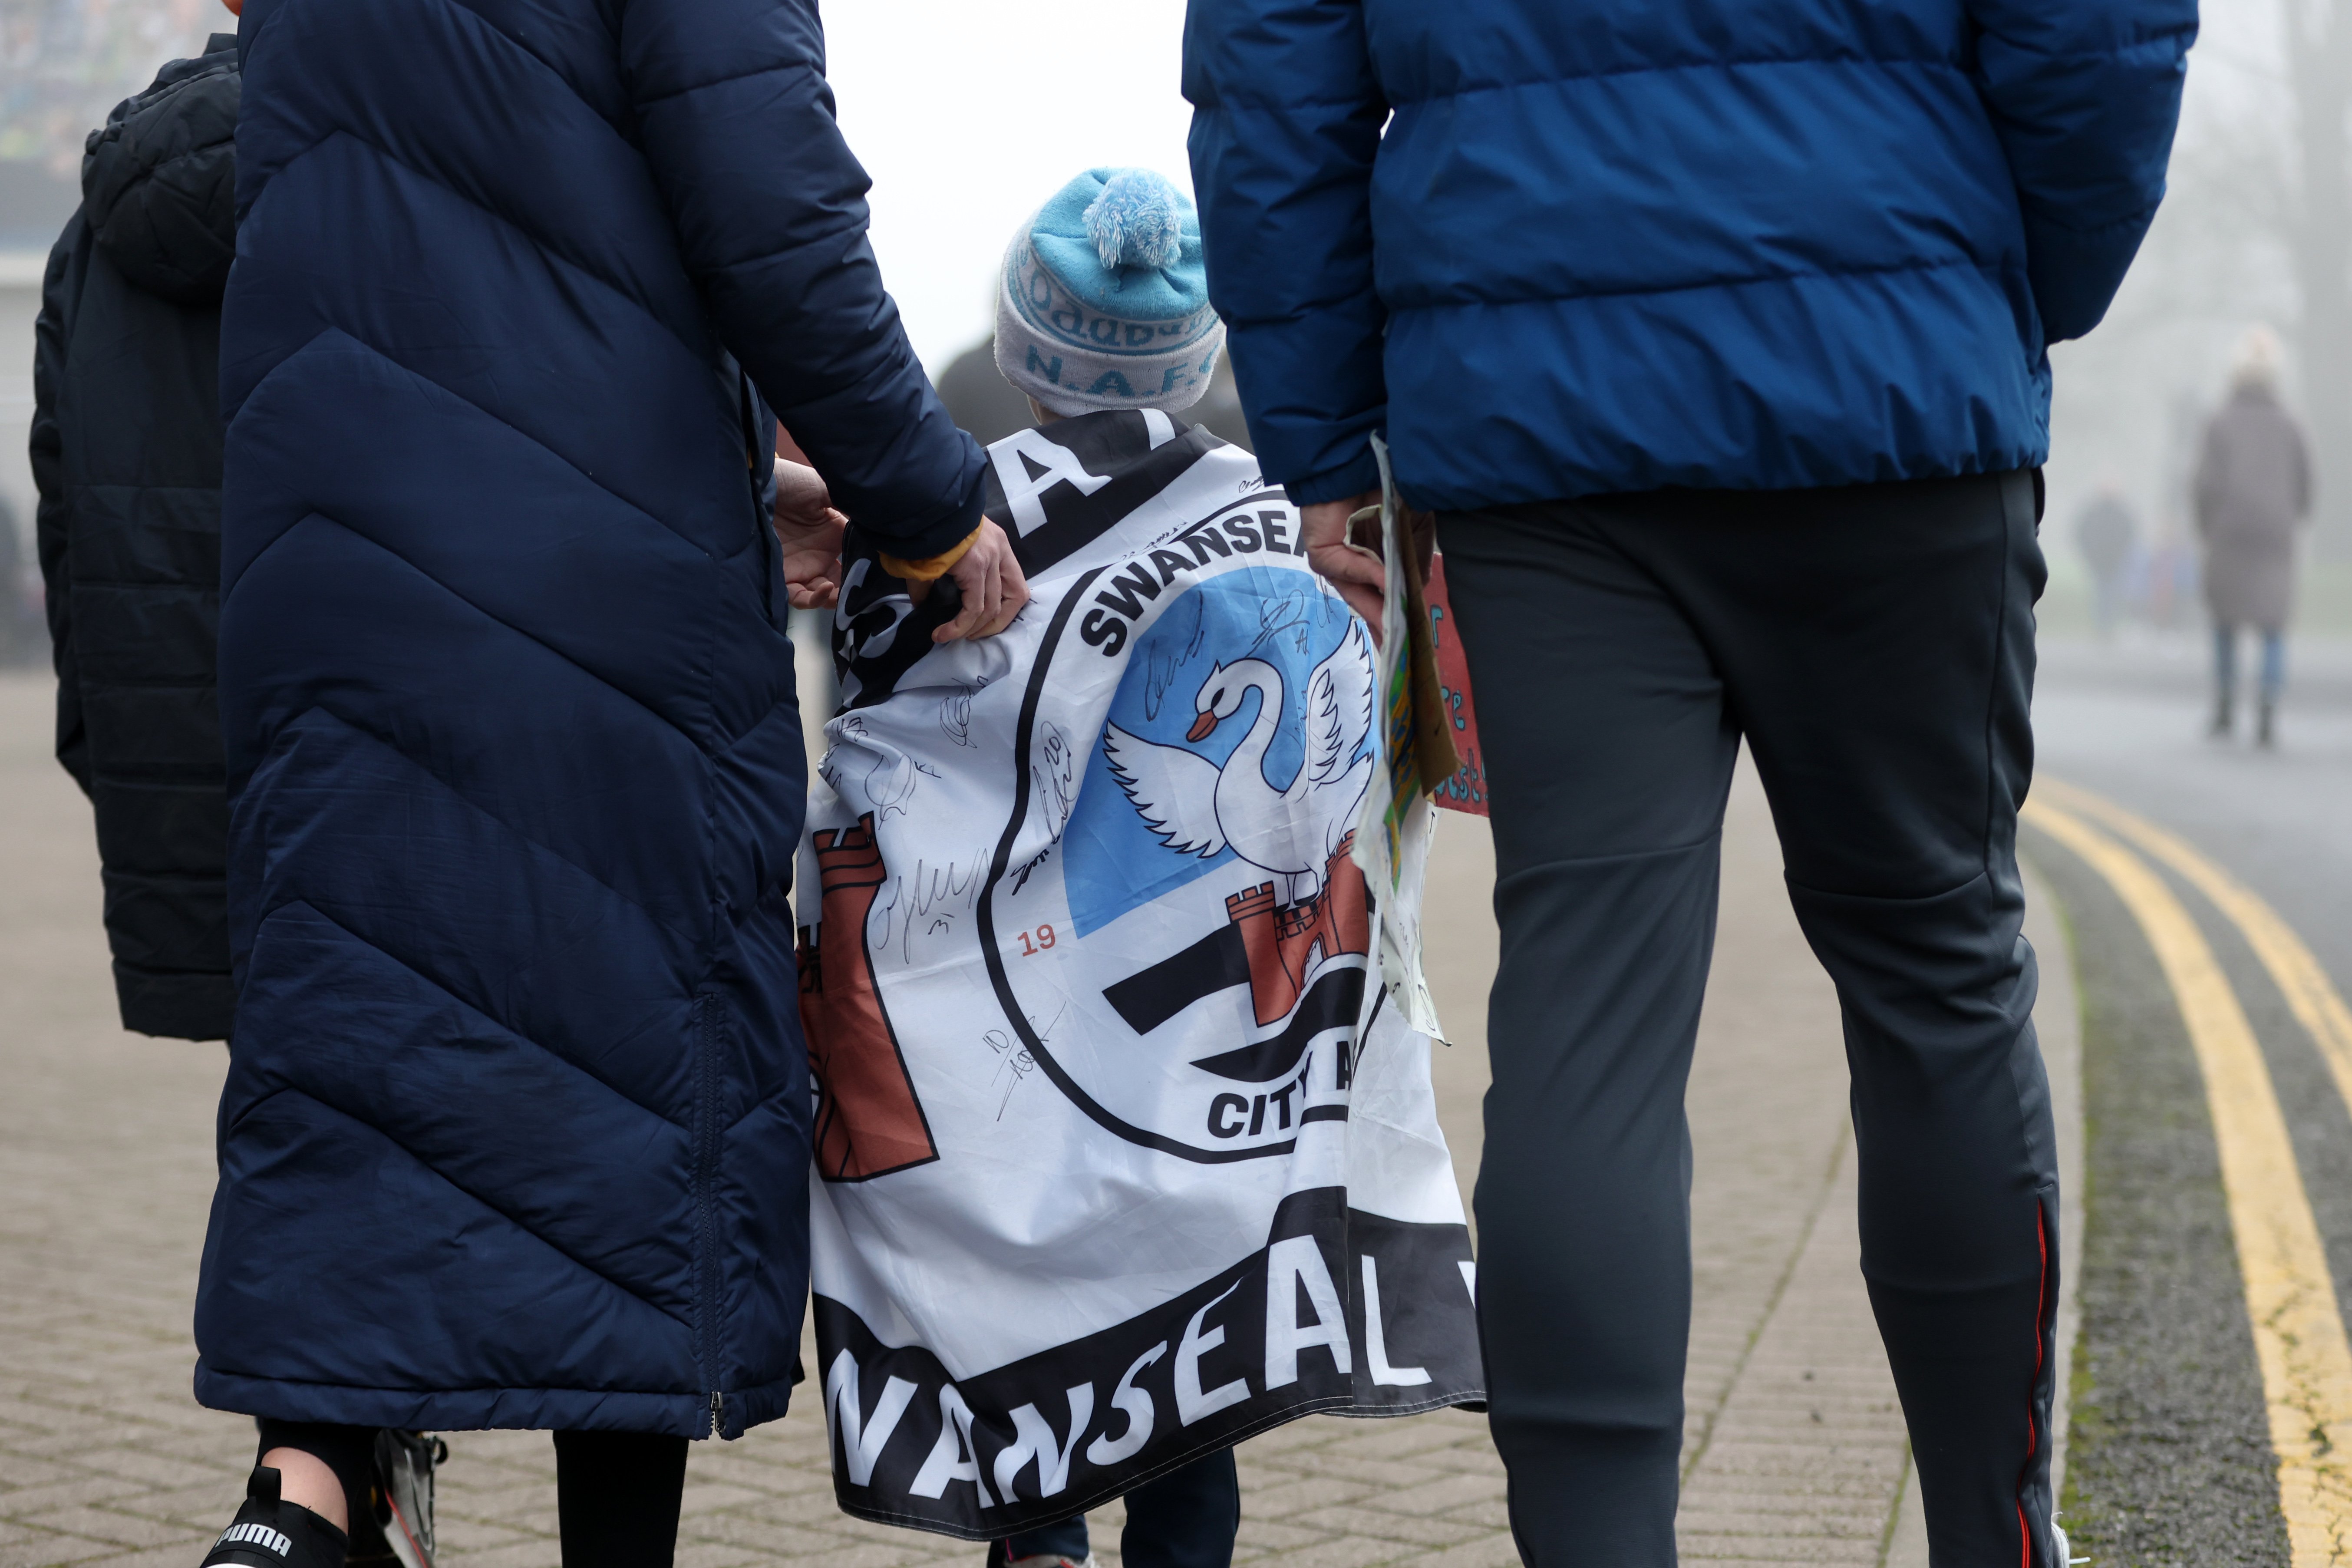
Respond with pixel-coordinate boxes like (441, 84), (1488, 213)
(773, 458), (847, 610)
(911, 519), (1029, 642)
(1299, 492), (1385, 626)
(774, 457), (836, 529)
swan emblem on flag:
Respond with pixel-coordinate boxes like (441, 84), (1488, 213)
(1102, 618), (1376, 906)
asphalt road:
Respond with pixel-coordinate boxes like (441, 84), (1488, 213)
(2030, 631), (2352, 1565)
(2035, 633), (2352, 980)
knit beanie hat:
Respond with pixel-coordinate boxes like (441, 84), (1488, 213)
(995, 168), (1226, 417)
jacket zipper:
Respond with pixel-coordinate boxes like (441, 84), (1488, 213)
(694, 991), (726, 1436)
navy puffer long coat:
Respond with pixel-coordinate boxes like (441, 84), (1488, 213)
(196, 0), (983, 1437)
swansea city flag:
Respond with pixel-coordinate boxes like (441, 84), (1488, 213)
(799, 409), (1483, 1538)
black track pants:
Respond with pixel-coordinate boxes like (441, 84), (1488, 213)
(1439, 472), (2060, 1568)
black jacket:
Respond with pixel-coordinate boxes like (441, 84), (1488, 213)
(32, 36), (238, 1040)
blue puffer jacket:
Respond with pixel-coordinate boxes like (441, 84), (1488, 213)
(1184, 0), (2195, 509)
(196, 0), (981, 1438)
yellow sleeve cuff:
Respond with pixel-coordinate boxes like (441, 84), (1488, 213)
(879, 528), (980, 584)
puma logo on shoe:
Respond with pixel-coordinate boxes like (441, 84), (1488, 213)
(216, 1521), (293, 1556)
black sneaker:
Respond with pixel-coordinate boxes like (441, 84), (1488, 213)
(201, 1465), (350, 1567)
(369, 1431), (446, 1568)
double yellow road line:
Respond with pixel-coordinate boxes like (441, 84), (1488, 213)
(2026, 779), (2352, 1563)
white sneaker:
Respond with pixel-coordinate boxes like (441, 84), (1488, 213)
(371, 1431), (446, 1568)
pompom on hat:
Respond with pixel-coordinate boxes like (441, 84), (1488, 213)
(995, 167), (1226, 417)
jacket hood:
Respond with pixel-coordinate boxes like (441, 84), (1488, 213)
(82, 36), (239, 306)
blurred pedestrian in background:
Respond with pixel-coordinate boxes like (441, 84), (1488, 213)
(190, 0), (1016, 1558)
(30, 27), (238, 1046)
(1185, 0), (2192, 1562)
(2194, 324), (2312, 748)
(0, 499), (40, 667)
(2074, 479), (2138, 638)
(2142, 521), (2200, 634)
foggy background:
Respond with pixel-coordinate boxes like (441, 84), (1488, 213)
(2039, 0), (2352, 632)
(1, 0), (2345, 654)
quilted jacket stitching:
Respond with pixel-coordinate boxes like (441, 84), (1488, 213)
(434, 0), (629, 139)
(224, 247), (724, 556)
(1370, 51), (1973, 107)
(240, 509), (716, 758)
(253, 893), (695, 1134)
(630, 56), (814, 111)
(1385, 254), (2024, 314)
(253, 702), (705, 951)
(360, 0), (705, 351)
(229, 1076), (696, 1329)
(255, 118), (715, 408)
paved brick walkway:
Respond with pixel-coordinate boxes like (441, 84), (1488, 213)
(0, 670), (2076, 1567)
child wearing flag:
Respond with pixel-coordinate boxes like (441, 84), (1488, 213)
(801, 168), (1481, 1568)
